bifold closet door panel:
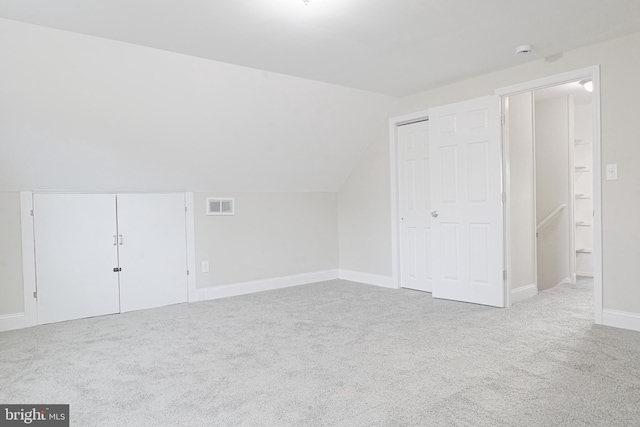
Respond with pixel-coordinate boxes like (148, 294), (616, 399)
(33, 194), (120, 324)
(116, 193), (188, 312)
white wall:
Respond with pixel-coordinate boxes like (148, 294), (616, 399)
(338, 31), (640, 315)
(195, 192), (337, 288)
(0, 18), (394, 193)
(0, 192), (23, 315)
(506, 92), (536, 292)
(535, 97), (571, 290)
(338, 126), (393, 277)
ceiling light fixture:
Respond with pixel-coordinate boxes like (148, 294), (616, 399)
(302, 0), (310, 4)
(580, 79), (594, 92)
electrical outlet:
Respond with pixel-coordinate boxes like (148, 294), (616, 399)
(201, 261), (210, 273)
(606, 164), (618, 180)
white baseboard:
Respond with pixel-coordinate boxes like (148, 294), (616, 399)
(511, 283), (538, 304)
(338, 269), (397, 289)
(602, 309), (640, 332)
(576, 272), (594, 278)
(196, 269), (339, 301)
(0, 313), (26, 332)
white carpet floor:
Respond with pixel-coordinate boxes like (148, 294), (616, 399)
(1, 278), (640, 426)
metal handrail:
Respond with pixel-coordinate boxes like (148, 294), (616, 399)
(536, 204), (566, 232)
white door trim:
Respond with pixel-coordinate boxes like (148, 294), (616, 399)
(20, 191), (37, 327)
(568, 97), (577, 284)
(496, 65), (603, 324)
(501, 92), (539, 308)
(389, 110), (430, 289)
(500, 97), (514, 308)
(185, 192), (198, 302)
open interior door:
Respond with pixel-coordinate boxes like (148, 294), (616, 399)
(429, 96), (504, 307)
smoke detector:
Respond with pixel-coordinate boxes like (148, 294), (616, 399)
(516, 45), (533, 55)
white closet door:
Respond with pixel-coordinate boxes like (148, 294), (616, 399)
(398, 120), (432, 292)
(429, 96), (504, 307)
(116, 193), (188, 312)
(34, 194), (120, 324)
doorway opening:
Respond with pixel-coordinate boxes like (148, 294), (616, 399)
(500, 66), (602, 323)
(535, 82), (594, 288)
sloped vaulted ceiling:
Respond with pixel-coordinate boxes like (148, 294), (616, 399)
(2, 1), (640, 192)
(1, 0), (640, 96)
(0, 19), (395, 192)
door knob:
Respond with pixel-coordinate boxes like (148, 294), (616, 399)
(431, 211), (439, 218)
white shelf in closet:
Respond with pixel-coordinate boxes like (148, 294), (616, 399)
(573, 101), (594, 277)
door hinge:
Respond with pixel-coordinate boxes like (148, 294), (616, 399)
(503, 270), (507, 281)
(187, 270), (190, 276)
(502, 192), (506, 203)
(185, 206), (187, 213)
(500, 113), (505, 125)
(33, 291), (37, 299)
(30, 209), (34, 217)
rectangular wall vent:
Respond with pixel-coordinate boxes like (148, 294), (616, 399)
(206, 197), (235, 216)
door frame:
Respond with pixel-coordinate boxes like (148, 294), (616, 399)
(500, 92), (539, 306)
(496, 65), (603, 323)
(389, 110), (430, 289)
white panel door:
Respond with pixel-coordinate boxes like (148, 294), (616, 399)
(116, 193), (188, 312)
(34, 194), (120, 324)
(429, 96), (504, 307)
(398, 120), (432, 292)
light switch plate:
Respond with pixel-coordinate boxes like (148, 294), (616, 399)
(201, 260), (210, 273)
(606, 164), (618, 180)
